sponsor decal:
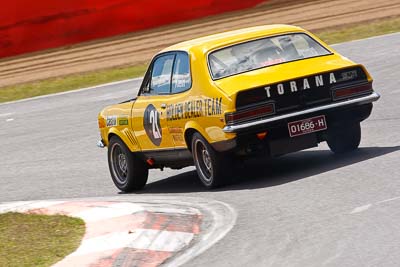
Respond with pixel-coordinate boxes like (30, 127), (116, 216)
(264, 72), (338, 99)
(168, 127), (183, 134)
(260, 58), (284, 66)
(166, 97), (222, 121)
(172, 134), (184, 143)
(143, 104), (162, 146)
(106, 116), (129, 127)
(169, 128), (184, 145)
(106, 116), (117, 127)
(264, 72), (337, 98)
(339, 70), (358, 82)
(118, 117), (129, 126)
(262, 68), (363, 99)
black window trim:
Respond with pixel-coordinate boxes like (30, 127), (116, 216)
(171, 52), (193, 94)
(139, 50), (193, 96)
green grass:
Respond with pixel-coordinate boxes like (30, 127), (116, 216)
(0, 64), (147, 103)
(1, 16), (399, 103)
(316, 16), (400, 44)
(0, 212), (85, 267)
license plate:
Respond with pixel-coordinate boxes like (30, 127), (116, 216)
(288, 115), (327, 137)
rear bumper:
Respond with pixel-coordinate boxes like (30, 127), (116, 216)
(234, 103), (373, 156)
(223, 92), (380, 133)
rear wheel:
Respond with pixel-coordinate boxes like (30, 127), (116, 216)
(108, 136), (148, 192)
(191, 133), (232, 188)
(327, 122), (361, 154)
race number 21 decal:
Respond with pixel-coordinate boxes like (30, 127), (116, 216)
(143, 104), (162, 146)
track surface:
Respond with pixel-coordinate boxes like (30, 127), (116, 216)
(1, 34), (400, 266)
(1, 0), (399, 87)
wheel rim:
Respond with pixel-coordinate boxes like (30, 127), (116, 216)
(194, 139), (213, 184)
(110, 143), (128, 184)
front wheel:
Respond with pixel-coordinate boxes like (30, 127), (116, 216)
(326, 122), (361, 154)
(108, 136), (148, 192)
(191, 133), (232, 189)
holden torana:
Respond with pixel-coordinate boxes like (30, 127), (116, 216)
(97, 24), (380, 191)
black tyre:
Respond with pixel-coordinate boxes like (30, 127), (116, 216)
(191, 133), (231, 188)
(327, 122), (361, 154)
(108, 136), (148, 192)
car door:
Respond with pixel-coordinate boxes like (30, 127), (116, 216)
(131, 53), (176, 152)
(165, 52), (193, 149)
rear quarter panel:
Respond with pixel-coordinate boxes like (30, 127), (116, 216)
(98, 102), (141, 152)
(175, 49), (236, 146)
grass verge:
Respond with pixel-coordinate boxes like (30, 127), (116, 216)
(1, 16), (399, 103)
(0, 212), (85, 267)
(315, 16), (400, 44)
(0, 64), (147, 103)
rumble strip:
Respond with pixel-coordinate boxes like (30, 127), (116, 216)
(0, 197), (236, 267)
(0, 200), (201, 266)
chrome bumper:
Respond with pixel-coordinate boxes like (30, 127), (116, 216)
(97, 140), (105, 148)
(223, 92), (380, 133)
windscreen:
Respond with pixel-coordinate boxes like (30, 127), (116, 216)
(208, 33), (331, 79)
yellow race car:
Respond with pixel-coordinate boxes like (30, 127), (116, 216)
(97, 24), (379, 191)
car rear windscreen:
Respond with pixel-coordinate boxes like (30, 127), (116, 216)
(208, 33), (331, 79)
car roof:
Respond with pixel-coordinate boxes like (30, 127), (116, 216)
(161, 24), (305, 54)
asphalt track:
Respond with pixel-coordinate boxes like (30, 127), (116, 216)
(1, 33), (400, 266)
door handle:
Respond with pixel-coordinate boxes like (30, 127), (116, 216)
(161, 103), (167, 109)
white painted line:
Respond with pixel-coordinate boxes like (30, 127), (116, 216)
(0, 77), (142, 106)
(141, 206), (201, 215)
(0, 200), (65, 213)
(0, 112), (13, 117)
(128, 229), (194, 252)
(71, 231), (134, 256)
(6, 118), (14, 122)
(350, 204), (372, 214)
(332, 32), (400, 47)
(377, 196), (400, 204)
(71, 229), (193, 256)
(350, 196), (400, 214)
(1, 196), (236, 267)
(165, 199), (237, 267)
(71, 202), (144, 222)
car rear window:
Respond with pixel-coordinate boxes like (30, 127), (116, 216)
(208, 33), (331, 79)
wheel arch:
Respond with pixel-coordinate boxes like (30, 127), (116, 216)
(184, 121), (209, 152)
(107, 128), (139, 152)
(183, 121), (237, 152)
(108, 132), (119, 142)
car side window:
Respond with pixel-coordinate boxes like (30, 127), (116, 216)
(172, 53), (191, 93)
(150, 54), (175, 95)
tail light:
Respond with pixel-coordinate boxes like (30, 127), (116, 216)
(225, 102), (275, 125)
(236, 88), (267, 107)
(332, 82), (373, 100)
